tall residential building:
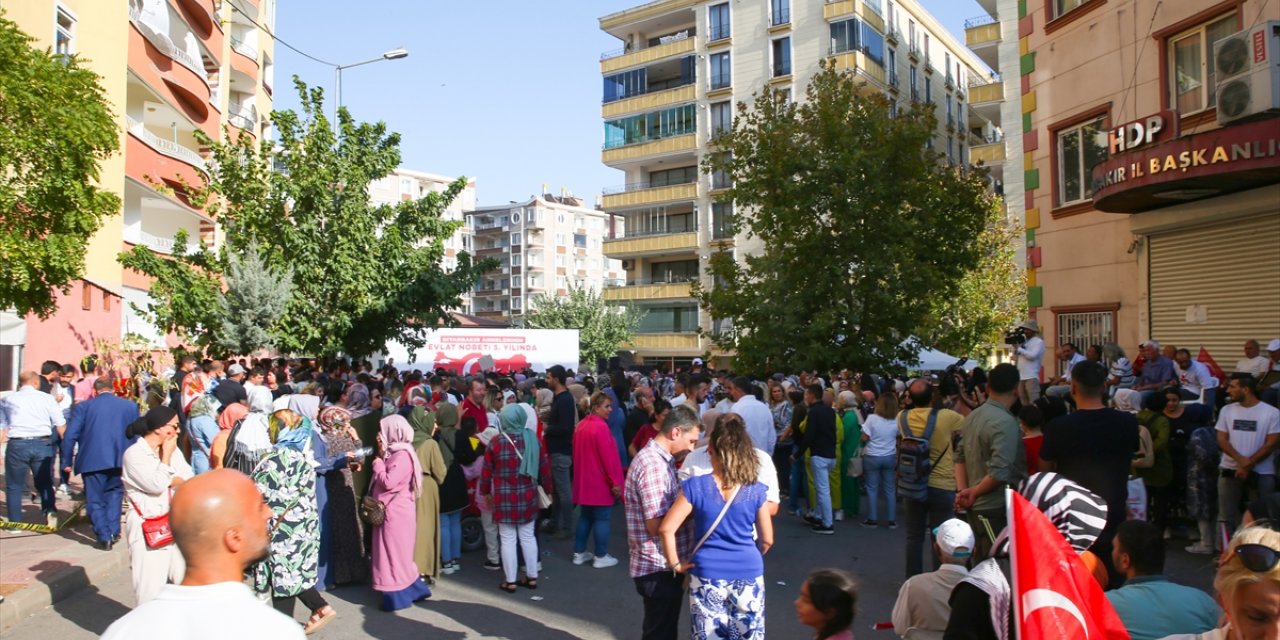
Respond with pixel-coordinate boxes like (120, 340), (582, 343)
(4, 0), (275, 379)
(367, 168), (477, 313)
(1017, 0), (1279, 366)
(467, 194), (625, 326)
(597, 0), (995, 367)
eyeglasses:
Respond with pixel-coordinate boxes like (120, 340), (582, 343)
(1235, 543), (1280, 572)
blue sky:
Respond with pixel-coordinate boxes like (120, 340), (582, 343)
(271, 1), (984, 206)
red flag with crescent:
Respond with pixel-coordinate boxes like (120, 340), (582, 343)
(1009, 490), (1130, 640)
(1197, 347), (1228, 385)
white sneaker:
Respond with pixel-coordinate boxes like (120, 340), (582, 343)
(834, 511), (845, 522)
(592, 554), (619, 569)
(46, 512), (58, 529)
(1186, 542), (1215, 555)
(441, 562), (457, 575)
(572, 551), (594, 565)
(57, 484), (70, 498)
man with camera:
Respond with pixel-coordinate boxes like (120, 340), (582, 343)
(1008, 320), (1045, 406)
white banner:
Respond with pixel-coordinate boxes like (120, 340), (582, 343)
(385, 329), (579, 374)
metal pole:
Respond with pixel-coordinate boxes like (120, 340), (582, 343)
(333, 66), (341, 134)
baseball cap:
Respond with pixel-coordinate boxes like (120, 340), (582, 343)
(692, 357), (704, 366)
(934, 518), (975, 558)
(228, 363), (246, 376)
(1268, 338), (1280, 352)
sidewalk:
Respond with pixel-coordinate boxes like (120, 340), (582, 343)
(0, 477), (129, 631)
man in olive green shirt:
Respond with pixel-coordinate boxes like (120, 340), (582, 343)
(954, 363), (1027, 559)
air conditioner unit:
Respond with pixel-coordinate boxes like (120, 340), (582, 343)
(621, 259), (634, 270)
(1214, 20), (1280, 125)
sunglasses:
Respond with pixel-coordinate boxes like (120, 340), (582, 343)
(1235, 543), (1280, 572)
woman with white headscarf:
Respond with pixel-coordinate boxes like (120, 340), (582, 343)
(216, 385), (275, 474)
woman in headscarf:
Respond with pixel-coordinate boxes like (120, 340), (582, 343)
(835, 389), (863, 522)
(481, 403), (551, 593)
(369, 414), (432, 611)
(290, 393), (352, 593)
(122, 406), (192, 604)
(186, 395), (220, 475)
(214, 385), (274, 474)
(251, 401), (336, 634)
(316, 406), (368, 587)
(345, 383), (373, 419)
(438, 404), (491, 571)
(409, 404), (447, 583)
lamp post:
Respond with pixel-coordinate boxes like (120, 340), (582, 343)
(333, 47), (408, 132)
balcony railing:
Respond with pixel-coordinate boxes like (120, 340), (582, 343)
(709, 74), (731, 90)
(133, 229), (202, 255)
(970, 72), (1003, 87)
(862, 0), (883, 16)
(126, 116), (208, 173)
(613, 222), (698, 240)
(771, 7), (790, 25)
(129, 7), (209, 84)
(964, 14), (998, 29)
(602, 77), (696, 105)
(601, 30), (692, 61)
(228, 101), (257, 130)
(889, 71), (899, 87)
(602, 180), (697, 196)
(707, 24), (731, 42)
(908, 43), (921, 60)
(607, 276), (697, 288)
(229, 34), (257, 61)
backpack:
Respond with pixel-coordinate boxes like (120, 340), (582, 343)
(897, 409), (943, 501)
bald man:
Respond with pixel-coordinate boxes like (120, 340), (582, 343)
(102, 469), (304, 639)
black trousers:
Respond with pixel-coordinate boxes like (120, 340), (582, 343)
(634, 571), (685, 640)
(272, 587), (328, 617)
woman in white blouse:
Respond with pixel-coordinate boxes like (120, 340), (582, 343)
(122, 405), (193, 604)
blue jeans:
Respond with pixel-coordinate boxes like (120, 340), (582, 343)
(810, 456), (836, 527)
(575, 504), (612, 556)
(863, 454), (897, 523)
(441, 509), (462, 563)
(788, 455), (809, 514)
(5, 437), (55, 522)
(551, 453), (574, 532)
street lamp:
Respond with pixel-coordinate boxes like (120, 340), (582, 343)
(333, 48), (409, 131)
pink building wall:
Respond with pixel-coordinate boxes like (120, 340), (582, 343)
(22, 279), (122, 372)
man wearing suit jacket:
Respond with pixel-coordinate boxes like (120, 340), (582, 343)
(62, 377), (138, 549)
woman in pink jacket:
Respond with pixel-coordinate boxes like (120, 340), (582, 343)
(571, 392), (625, 569)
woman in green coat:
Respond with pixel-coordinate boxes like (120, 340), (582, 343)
(835, 390), (863, 520)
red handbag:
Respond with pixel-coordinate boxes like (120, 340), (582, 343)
(131, 496), (174, 549)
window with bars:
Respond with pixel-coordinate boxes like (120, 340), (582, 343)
(1055, 310), (1114, 355)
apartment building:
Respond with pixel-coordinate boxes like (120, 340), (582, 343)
(598, 0), (996, 366)
(368, 168), (476, 312)
(467, 195), (625, 326)
(5, 0), (275, 375)
(1016, 0), (1279, 366)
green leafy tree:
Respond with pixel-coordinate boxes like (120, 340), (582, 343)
(214, 244), (292, 355)
(120, 78), (493, 357)
(118, 230), (222, 352)
(525, 284), (645, 367)
(924, 217), (1024, 356)
(0, 14), (121, 317)
(698, 65), (1008, 372)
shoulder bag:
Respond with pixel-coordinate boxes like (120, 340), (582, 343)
(131, 491), (175, 549)
(361, 490), (398, 526)
(677, 483), (742, 575)
(502, 431), (553, 509)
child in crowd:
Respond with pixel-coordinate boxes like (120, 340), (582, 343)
(1018, 404), (1045, 472)
(795, 568), (858, 640)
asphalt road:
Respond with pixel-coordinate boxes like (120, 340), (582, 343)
(1, 507), (1217, 639)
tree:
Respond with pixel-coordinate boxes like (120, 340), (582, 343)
(214, 245), (292, 356)
(0, 14), (121, 317)
(120, 78), (494, 357)
(524, 284), (644, 367)
(924, 216), (1024, 357)
(698, 65), (1008, 373)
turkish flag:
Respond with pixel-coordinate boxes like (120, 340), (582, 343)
(1009, 490), (1131, 640)
(1198, 347), (1228, 385)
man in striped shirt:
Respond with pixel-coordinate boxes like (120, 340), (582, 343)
(624, 405), (702, 640)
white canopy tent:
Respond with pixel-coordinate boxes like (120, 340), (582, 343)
(900, 339), (978, 372)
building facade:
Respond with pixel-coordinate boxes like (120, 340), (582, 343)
(467, 195), (625, 326)
(4, 0), (275, 384)
(367, 168), (476, 313)
(597, 0), (998, 366)
(1019, 0), (1279, 369)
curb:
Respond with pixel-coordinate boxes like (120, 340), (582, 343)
(0, 540), (129, 631)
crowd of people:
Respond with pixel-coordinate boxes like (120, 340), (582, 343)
(1, 332), (1278, 638)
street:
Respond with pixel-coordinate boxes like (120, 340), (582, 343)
(0, 506), (1218, 639)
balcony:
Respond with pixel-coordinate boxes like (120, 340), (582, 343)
(827, 49), (886, 92)
(122, 178), (208, 256)
(627, 333), (701, 352)
(908, 42), (921, 61)
(824, 1), (884, 30)
(602, 181), (697, 210)
(603, 280), (694, 302)
(965, 15), (1000, 69)
(126, 116), (208, 175)
(603, 84), (696, 119)
(600, 34), (695, 74)
(970, 137), (1006, 165)
(230, 34), (257, 61)
(603, 230), (699, 259)
(228, 101), (258, 134)
(129, 7), (209, 87)
(603, 133), (697, 166)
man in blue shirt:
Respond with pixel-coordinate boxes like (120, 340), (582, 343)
(1107, 520), (1220, 640)
(61, 377), (139, 549)
(1134, 340), (1177, 405)
(1, 371), (66, 526)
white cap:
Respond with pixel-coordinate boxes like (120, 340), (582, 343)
(1268, 338), (1280, 352)
(934, 518), (975, 558)
(272, 395), (291, 413)
(692, 358), (704, 366)
(227, 363), (246, 376)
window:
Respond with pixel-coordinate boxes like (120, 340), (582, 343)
(709, 52), (731, 89)
(909, 20), (916, 50)
(925, 76), (932, 102)
(637, 306), (700, 333)
(555, 233), (565, 245)
(1052, 0), (1093, 20)
(710, 101), (732, 136)
(555, 254), (566, 267)
(650, 260), (700, 283)
(603, 68), (646, 103)
(1055, 309), (1115, 356)
(711, 153), (732, 190)
(945, 52), (952, 83)
(708, 3), (730, 41)
(1054, 115), (1108, 207)
(55, 6), (75, 61)
(603, 104), (698, 149)
(946, 94), (953, 126)
(510, 232), (522, 245)
(888, 49), (898, 85)
(771, 0), (789, 26)
(910, 65), (918, 99)
(861, 22), (885, 67)
(650, 166), (698, 187)
(830, 19), (860, 55)
(1169, 13), (1237, 114)
(711, 202), (735, 239)
(573, 233), (587, 248)
(777, 87), (792, 103)
(772, 37), (791, 77)
(556, 276), (567, 290)
(511, 254), (522, 266)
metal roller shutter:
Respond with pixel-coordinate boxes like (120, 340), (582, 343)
(1149, 212), (1280, 373)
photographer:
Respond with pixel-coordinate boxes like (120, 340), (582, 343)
(1008, 320), (1045, 405)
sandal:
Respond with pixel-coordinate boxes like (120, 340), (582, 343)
(517, 576), (538, 590)
(499, 581), (518, 593)
(303, 606), (338, 635)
